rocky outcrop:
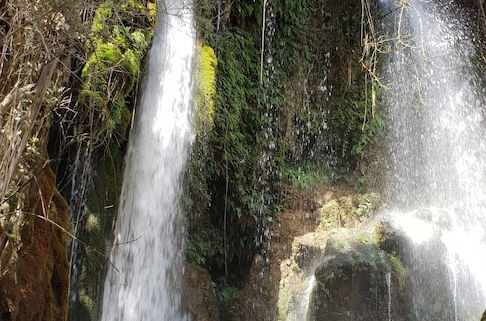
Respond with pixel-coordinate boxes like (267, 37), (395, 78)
(481, 311), (486, 321)
(182, 265), (220, 321)
(229, 186), (382, 321)
(308, 233), (409, 321)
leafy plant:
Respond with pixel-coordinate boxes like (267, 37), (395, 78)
(281, 163), (341, 189)
(212, 280), (239, 303)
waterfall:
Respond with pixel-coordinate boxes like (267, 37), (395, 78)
(380, 0), (486, 319)
(100, 0), (195, 320)
(285, 276), (316, 321)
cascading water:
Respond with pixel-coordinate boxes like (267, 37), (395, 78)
(286, 276), (316, 321)
(100, 0), (195, 320)
(379, 0), (486, 319)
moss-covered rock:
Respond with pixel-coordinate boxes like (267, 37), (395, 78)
(317, 192), (380, 228)
(68, 143), (125, 321)
(77, 0), (155, 143)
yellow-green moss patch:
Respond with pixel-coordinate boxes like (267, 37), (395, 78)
(194, 42), (217, 136)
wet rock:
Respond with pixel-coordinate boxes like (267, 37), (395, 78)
(308, 234), (409, 321)
(481, 311), (486, 321)
(182, 265), (220, 321)
(294, 242), (322, 272)
(375, 220), (401, 253)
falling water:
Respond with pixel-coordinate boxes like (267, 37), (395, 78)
(379, 0), (486, 320)
(100, 0), (195, 320)
(286, 276), (316, 321)
(386, 272), (392, 321)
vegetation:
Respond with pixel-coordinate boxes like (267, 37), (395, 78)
(194, 43), (218, 135)
(1, 0), (485, 320)
(281, 163), (340, 189)
(185, 0), (384, 282)
(66, 2), (156, 321)
(77, 0), (155, 144)
(388, 253), (407, 289)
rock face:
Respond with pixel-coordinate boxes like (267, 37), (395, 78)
(182, 265), (220, 321)
(481, 311), (486, 321)
(308, 233), (410, 321)
(0, 166), (70, 321)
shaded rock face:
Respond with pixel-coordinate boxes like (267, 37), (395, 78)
(482, 311), (486, 321)
(308, 236), (410, 321)
(378, 221), (458, 321)
(0, 166), (70, 321)
(399, 239), (456, 321)
(182, 265), (220, 321)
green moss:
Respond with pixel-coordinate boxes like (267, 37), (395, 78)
(352, 192), (380, 217)
(319, 199), (347, 227)
(85, 213), (100, 233)
(278, 286), (297, 320)
(78, 289), (95, 313)
(318, 192), (380, 228)
(194, 43), (217, 136)
(388, 253), (407, 289)
(77, 0), (155, 143)
(374, 223), (386, 247)
(91, 2), (112, 34)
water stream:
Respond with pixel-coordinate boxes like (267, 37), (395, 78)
(380, 0), (486, 319)
(100, 0), (195, 320)
(286, 276), (316, 321)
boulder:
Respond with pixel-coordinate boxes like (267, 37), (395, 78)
(308, 233), (409, 321)
(182, 265), (219, 321)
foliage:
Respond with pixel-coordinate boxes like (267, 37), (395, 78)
(335, 83), (384, 160)
(281, 163), (340, 189)
(186, 226), (224, 266)
(185, 0), (382, 280)
(77, 0), (155, 144)
(186, 27), (265, 270)
(352, 192), (380, 217)
(210, 28), (263, 215)
(212, 280), (240, 304)
(195, 0), (216, 40)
